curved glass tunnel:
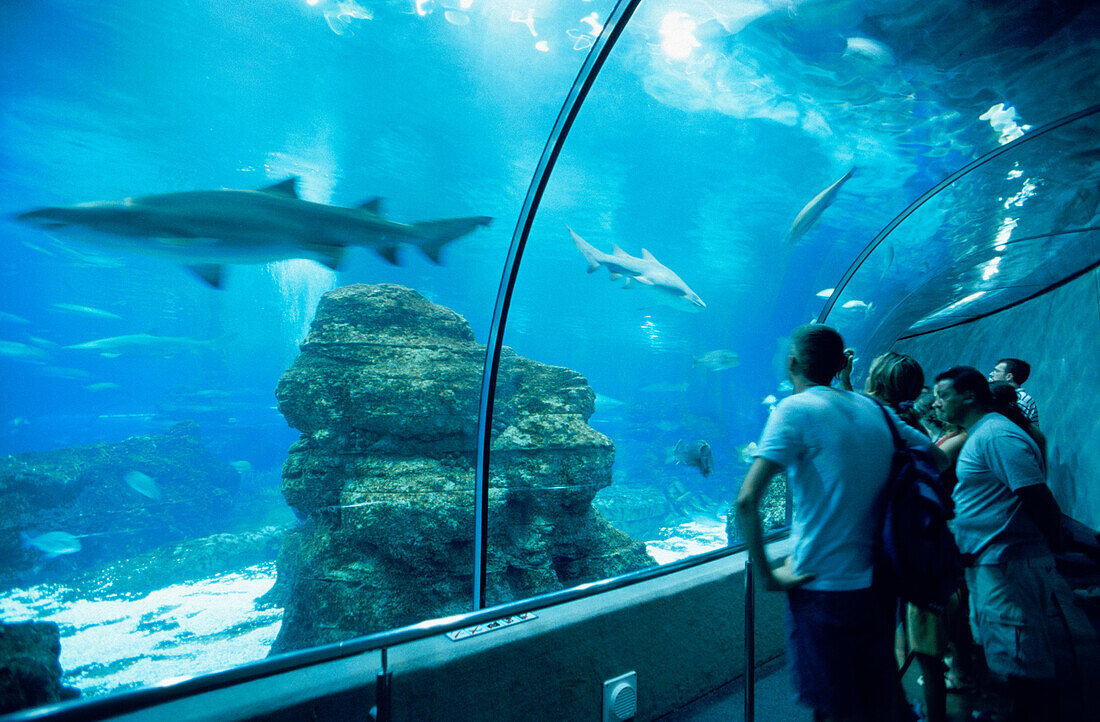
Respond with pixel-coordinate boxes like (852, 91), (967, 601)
(0, 0), (1098, 717)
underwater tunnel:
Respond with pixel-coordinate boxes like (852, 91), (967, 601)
(1, 0), (1099, 720)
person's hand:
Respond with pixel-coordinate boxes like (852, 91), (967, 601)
(764, 557), (816, 591)
(838, 348), (855, 390)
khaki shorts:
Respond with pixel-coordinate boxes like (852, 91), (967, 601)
(965, 555), (1071, 679)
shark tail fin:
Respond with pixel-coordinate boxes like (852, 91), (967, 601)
(566, 225), (601, 273)
(411, 216), (492, 264)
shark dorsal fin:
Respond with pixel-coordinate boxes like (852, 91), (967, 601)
(261, 178), (300, 198)
(359, 197), (384, 215)
(610, 243), (627, 256)
(641, 248), (658, 262)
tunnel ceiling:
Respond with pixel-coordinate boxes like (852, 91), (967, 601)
(824, 105), (1100, 353)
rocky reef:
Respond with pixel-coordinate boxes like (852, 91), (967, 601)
(0, 621), (79, 714)
(268, 284), (654, 653)
(0, 423), (242, 587)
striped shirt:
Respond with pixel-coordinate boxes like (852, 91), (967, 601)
(1016, 387), (1038, 425)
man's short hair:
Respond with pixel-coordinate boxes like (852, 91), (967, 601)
(790, 324), (847, 385)
(934, 366), (993, 407)
(867, 352), (925, 405)
(997, 357), (1031, 384)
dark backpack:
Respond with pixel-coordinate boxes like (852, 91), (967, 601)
(874, 401), (961, 613)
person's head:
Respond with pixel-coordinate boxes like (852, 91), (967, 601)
(913, 387), (945, 435)
(788, 324), (847, 387)
(989, 381), (1021, 410)
(933, 366), (992, 427)
(989, 357), (1030, 387)
(865, 352), (925, 407)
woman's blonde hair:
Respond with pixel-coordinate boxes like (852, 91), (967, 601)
(866, 352), (924, 406)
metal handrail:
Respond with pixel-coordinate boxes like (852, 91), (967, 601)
(473, 0), (645, 610)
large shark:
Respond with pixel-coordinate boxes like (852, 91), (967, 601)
(15, 178), (492, 288)
(567, 226), (705, 312)
(787, 167), (856, 243)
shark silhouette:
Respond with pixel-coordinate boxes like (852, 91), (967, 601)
(568, 225), (705, 312)
(16, 177), (492, 287)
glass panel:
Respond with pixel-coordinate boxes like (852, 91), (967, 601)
(489, 0), (1099, 605)
(831, 109), (1100, 357)
(0, 0), (611, 709)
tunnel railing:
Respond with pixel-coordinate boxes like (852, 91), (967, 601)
(3, 527), (789, 722)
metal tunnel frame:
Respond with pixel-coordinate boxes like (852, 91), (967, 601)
(472, 0), (645, 610)
(818, 103), (1100, 329)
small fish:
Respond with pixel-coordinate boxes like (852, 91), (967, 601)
(124, 471), (163, 501)
(0, 311), (31, 326)
(84, 382), (121, 392)
(0, 340), (49, 365)
(22, 531), (82, 558)
(762, 394), (777, 405)
(230, 460), (253, 477)
(788, 168), (856, 243)
(594, 393), (625, 415)
(737, 442), (759, 464)
(39, 366), (94, 382)
(52, 303), (122, 321)
(841, 299), (872, 310)
(815, 288), (835, 298)
(842, 37), (895, 65)
(672, 439), (714, 477)
(693, 350), (740, 371)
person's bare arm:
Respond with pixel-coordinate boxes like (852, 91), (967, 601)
(735, 457), (816, 591)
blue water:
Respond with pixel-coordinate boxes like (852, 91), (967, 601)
(1, 0), (1096, 704)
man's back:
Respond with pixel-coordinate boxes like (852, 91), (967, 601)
(954, 412), (1047, 560)
(755, 386), (927, 590)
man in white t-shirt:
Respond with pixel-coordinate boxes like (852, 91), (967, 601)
(933, 366), (1077, 721)
(735, 325), (944, 721)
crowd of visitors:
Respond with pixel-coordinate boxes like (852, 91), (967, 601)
(735, 324), (1092, 722)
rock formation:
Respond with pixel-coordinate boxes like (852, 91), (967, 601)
(268, 284), (654, 652)
(0, 423), (242, 587)
(0, 621), (79, 714)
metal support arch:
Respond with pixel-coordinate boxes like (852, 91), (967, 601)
(819, 103), (1100, 325)
(471, 0), (645, 610)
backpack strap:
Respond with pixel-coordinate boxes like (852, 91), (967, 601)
(871, 397), (904, 453)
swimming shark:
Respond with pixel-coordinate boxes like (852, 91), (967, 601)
(787, 167), (856, 243)
(567, 226), (705, 311)
(15, 177), (492, 288)
(67, 333), (219, 358)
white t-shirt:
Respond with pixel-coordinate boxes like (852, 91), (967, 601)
(953, 412), (1047, 561)
(754, 386), (928, 591)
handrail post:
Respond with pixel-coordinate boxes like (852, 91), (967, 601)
(744, 558), (755, 722)
(373, 647), (391, 722)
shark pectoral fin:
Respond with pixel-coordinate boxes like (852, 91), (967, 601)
(261, 177), (300, 198)
(358, 197), (384, 216)
(313, 246), (345, 271)
(186, 263), (225, 289)
(375, 246), (402, 265)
